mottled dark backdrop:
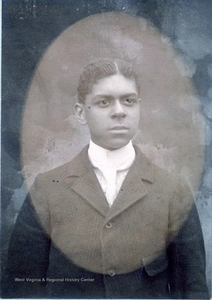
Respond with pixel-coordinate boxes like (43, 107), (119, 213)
(2, 0), (212, 295)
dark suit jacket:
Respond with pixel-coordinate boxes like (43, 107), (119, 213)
(2, 146), (209, 299)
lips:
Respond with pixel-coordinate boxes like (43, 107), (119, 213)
(109, 125), (129, 130)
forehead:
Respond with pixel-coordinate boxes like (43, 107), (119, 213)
(90, 74), (138, 97)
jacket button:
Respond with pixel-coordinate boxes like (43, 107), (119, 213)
(105, 222), (113, 229)
(108, 269), (115, 276)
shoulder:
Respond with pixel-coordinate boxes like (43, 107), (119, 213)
(134, 145), (180, 186)
(28, 146), (89, 222)
(134, 146), (195, 231)
(134, 145), (193, 204)
(34, 145), (89, 186)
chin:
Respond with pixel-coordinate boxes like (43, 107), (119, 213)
(104, 141), (130, 151)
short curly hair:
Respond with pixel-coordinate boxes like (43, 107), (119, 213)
(77, 59), (139, 103)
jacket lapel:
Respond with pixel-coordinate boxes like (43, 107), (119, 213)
(67, 146), (109, 217)
(105, 147), (155, 222)
(67, 145), (155, 220)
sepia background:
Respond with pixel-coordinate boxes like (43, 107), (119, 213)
(2, 0), (212, 294)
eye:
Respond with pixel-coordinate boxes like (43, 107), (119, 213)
(123, 97), (137, 105)
(98, 99), (111, 107)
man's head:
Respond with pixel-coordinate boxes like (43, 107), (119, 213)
(75, 59), (141, 150)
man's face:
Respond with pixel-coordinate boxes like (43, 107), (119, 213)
(75, 74), (140, 150)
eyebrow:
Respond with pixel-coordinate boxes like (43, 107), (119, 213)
(93, 93), (139, 100)
(120, 93), (139, 99)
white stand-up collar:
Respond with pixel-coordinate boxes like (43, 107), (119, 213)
(88, 140), (135, 207)
(88, 140), (135, 171)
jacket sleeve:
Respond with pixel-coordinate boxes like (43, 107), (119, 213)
(167, 178), (209, 299)
(2, 180), (51, 298)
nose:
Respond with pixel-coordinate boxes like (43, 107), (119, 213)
(111, 100), (126, 118)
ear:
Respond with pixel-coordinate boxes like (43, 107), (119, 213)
(74, 103), (87, 125)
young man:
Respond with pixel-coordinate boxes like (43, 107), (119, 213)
(3, 59), (209, 299)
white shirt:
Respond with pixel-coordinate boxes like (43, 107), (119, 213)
(88, 140), (135, 207)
